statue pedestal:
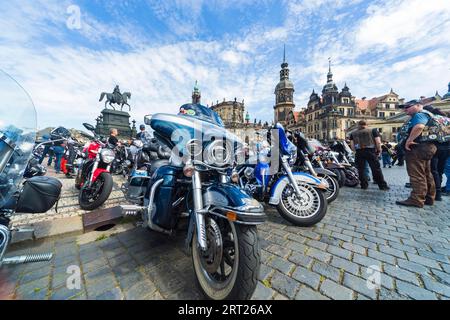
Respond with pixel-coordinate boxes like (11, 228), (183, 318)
(95, 109), (132, 139)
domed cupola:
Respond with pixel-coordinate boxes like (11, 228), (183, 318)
(340, 83), (352, 97)
(275, 48), (295, 92)
(309, 89), (319, 101)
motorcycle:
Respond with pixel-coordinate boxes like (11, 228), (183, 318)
(1, 70), (61, 267)
(234, 123), (328, 227)
(75, 123), (115, 210)
(292, 132), (339, 203)
(121, 103), (266, 300)
(329, 140), (360, 187)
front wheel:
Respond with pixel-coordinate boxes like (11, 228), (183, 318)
(277, 182), (327, 227)
(78, 172), (113, 210)
(192, 218), (260, 300)
(318, 174), (339, 203)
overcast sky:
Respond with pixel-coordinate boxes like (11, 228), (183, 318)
(1, 0), (450, 130)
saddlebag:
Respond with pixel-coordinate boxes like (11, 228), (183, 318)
(16, 176), (62, 213)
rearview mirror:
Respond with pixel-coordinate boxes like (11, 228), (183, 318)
(144, 114), (152, 125)
(83, 123), (95, 132)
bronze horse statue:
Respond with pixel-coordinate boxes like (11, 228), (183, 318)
(99, 91), (132, 111)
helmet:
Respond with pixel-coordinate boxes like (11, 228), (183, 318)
(139, 124), (145, 130)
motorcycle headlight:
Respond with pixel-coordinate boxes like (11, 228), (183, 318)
(100, 149), (115, 164)
(204, 140), (232, 167)
(289, 151), (297, 165)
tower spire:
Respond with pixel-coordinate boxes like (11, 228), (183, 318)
(327, 57), (333, 83)
(283, 44), (286, 64)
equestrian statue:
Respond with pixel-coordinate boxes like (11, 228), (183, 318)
(99, 85), (132, 111)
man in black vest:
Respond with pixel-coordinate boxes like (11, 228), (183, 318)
(349, 120), (389, 190)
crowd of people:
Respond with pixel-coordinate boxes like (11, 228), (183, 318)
(349, 100), (450, 208)
(38, 125), (153, 175)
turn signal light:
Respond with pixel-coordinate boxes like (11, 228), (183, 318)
(226, 211), (237, 221)
(183, 164), (195, 177)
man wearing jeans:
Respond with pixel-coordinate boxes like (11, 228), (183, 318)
(349, 120), (389, 190)
(396, 100), (437, 208)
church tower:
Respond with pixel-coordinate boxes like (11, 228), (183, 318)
(192, 80), (201, 104)
(274, 45), (295, 126)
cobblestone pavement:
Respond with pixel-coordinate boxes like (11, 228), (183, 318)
(1, 165), (449, 300)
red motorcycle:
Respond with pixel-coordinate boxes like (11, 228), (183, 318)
(75, 123), (115, 210)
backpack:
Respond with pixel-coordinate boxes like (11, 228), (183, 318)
(419, 110), (450, 144)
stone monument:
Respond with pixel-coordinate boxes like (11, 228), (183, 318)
(95, 85), (135, 139)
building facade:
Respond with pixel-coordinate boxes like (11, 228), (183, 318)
(304, 62), (359, 141)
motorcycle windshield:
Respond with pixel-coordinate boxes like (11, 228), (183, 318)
(178, 103), (225, 128)
(0, 70), (37, 208)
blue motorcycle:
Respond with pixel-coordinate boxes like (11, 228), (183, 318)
(234, 123), (328, 227)
(121, 103), (266, 300)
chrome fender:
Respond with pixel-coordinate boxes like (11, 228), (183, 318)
(268, 172), (327, 206)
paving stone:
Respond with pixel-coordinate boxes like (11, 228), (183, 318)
(368, 249), (397, 265)
(417, 250), (450, 264)
(421, 275), (450, 298)
(267, 256), (295, 275)
(94, 287), (124, 300)
(330, 256), (360, 276)
(258, 264), (274, 281)
(406, 252), (442, 270)
(251, 282), (275, 300)
(291, 266), (321, 290)
(50, 286), (84, 300)
(327, 245), (352, 260)
(353, 254), (382, 269)
(396, 259), (430, 276)
(287, 251), (314, 269)
(306, 248), (332, 263)
(270, 271), (300, 299)
(319, 235), (342, 247)
(312, 261), (341, 283)
(266, 244), (292, 258)
(124, 280), (157, 299)
(383, 264), (420, 286)
(396, 280), (438, 300)
(431, 269), (450, 286)
(342, 242), (367, 255)
(331, 232), (353, 243)
(306, 239), (328, 251)
(283, 241), (307, 254)
(319, 279), (354, 300)
(342, 273), (377, 299)
(295, 286), (330, 300)
(378, 245), (407, 259)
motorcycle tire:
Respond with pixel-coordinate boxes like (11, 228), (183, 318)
(318, 173), (339, 203)
(192, 219), (260, 300)
(276, 182), (327, 227)
(330, 168), (345, 188)
(344, 170), (360, 188)
(78, 172), (113, 210)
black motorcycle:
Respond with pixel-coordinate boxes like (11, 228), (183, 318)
(1, 70), (61, 267)
(121, 103), (266, 300)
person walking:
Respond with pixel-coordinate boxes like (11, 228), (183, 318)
(396, 100), (437, 208)
(38, 134), (54, 166)
(424, 105), (450, 201)
(381, 141), (392, 168)
(53, 140), (65, 174)
(349, 120), (389, 190)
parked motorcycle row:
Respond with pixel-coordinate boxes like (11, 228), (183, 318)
(0, 70), (363, 300)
